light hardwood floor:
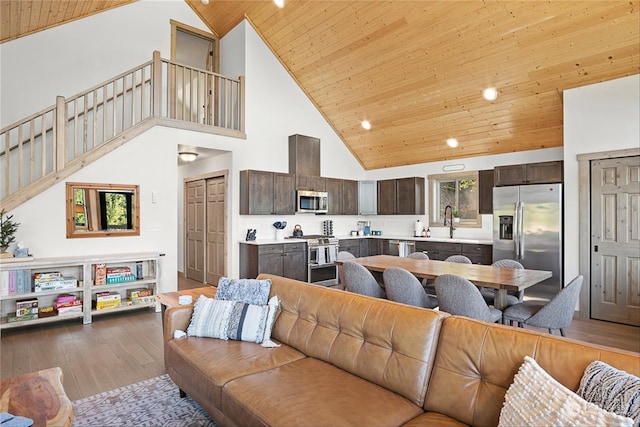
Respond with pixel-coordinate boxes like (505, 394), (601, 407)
(1, 274), (638, 401)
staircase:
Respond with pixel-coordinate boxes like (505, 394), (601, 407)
(0, 51), (245, 212)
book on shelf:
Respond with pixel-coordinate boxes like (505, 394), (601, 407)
(6, 311), (38, 322)
(126, 288), (153, 299)
(57, 305), (83, 316)
(94, 263), (107, 285)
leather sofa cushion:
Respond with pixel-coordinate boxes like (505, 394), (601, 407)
(166, 336), (305, 408)
(260, 274), (449, 407)
(222, 357), (424, 427)
(424, 316), (640, 427)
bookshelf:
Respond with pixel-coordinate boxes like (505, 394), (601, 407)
(0, 252), (161, 330)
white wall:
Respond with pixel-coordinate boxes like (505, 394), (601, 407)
(563, 74), (640, 283)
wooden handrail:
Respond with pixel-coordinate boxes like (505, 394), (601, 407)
(0, 51), (246, 209)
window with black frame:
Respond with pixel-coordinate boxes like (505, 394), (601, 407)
(428, 171), (480, 227)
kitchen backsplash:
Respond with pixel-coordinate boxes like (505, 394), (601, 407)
(238, 214), (493, 241)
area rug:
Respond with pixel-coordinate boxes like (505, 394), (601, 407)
(72, 374), (216, 427)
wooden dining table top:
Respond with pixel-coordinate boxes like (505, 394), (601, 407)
(335, 255), (552, 292)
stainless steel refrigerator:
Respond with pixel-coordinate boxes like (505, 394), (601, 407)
(493, 183), (563, 294)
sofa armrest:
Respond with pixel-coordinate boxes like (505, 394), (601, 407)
(164, 305), (193, 345)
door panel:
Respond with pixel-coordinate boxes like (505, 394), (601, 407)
(492, 186), (518, 262)
(591, 156), (640, 326)
(206, 177), (226, 284)
(186, 180), (205, 282)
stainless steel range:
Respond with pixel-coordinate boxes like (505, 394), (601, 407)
(305, 235), (339, 286)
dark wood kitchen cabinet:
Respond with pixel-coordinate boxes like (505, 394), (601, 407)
(377, 179), (397, 215)
(239, 170), (295, 215)
(377, 177), (424, 215)
(327, 178), (359, 215)
(289, 134), (320, 177)
(414, 241), (492, 264)
(239, 242), (307, 282)
(338, 239), (360, 258)
(494, 161), (563, 186)
(295, 175), (326, 191)
(478, 169), (494, 214)
(462, 243), (493, 265)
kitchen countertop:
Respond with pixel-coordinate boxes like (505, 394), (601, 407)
(240, 235), (493, 245)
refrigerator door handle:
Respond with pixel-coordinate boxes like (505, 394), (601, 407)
(519, 202), (525, 261)
(513, 202), (520, 260)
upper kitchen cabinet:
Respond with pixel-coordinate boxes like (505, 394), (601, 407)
(296, 175), (326, 191)
(478, 169), (494, 214)
(239, 170), (296, 215)
(396, 177), (424, 215)
(359, 180), (377, 215)
(289, 134), (320, 174)
(377, 179), (397, 215)
(327, 178), (358, 215)
(377, 177), (425, 215)
(494, 161), (563, 186)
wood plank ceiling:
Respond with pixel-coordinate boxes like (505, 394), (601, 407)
(2, 1), (639, 170)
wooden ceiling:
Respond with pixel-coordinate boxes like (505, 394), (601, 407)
(2, 1), (639, 170)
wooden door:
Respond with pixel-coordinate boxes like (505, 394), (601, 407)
(185, 180), (205, 282)
(206, 177), (226, 284)
(591, 156), (640, 326)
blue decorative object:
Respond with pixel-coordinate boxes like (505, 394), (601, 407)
(0, 412), (34, 427)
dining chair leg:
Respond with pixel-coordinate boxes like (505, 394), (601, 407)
(559, 328), (565, 337)
(548, 328), (554, 335)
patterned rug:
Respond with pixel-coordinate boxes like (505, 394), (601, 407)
(72, 374), (216, 427)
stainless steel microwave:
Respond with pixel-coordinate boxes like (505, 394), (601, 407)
(296, 190), (328, 214)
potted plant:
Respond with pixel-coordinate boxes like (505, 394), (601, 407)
(452, 208), (461, 223)
(0, 209), (19, 255)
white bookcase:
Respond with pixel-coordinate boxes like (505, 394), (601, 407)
(0, 252), (161, 331)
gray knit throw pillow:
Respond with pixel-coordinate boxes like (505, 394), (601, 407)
(577, 360), (640, 426)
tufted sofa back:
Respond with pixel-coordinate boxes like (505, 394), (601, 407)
(424, 316), (640, 427)
(259, 274), (448, 407)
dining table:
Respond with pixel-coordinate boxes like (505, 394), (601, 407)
(334, 255), (552, 310)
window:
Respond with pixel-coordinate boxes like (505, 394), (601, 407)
(428, 171), (480, 227)
(66, 182), (139, 238)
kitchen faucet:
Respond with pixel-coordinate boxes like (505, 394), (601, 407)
(444, 205), (455, 238)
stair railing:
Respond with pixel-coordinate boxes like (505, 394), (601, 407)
(0, 51), (245, 209)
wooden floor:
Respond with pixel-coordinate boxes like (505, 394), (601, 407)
(1, 273), (638, 402)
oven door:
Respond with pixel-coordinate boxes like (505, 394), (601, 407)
(308, 264), (338, 286)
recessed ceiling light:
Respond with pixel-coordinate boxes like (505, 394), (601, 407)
(483, 87), (498, 101)
(361, 120), (371, 130)
(446, 138), (459, 148)
(274, 0), (285, 8)
(201, 0), (209, 5)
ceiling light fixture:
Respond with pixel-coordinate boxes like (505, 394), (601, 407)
(179, 151), (199, 162)
(446, 138), (459, 148)
(274, 0), (285, 8)
(361, 120), (371, 130)
(483, 87), (498, 101)
(201, 0), (209, 5)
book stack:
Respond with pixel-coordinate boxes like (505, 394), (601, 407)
(127, 288), (155, 305)
(0, 270), (32, 296)
(106, 266), (137, 284)
(33, 272), (78, 292)
(6, 298), (39, 322)
(55, 294), (83, 316)
(93, 291), (121, 310)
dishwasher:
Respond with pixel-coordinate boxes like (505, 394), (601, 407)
(388, 240), (415, 257)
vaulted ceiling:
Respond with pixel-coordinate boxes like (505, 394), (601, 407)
(2, 1), (639, 170)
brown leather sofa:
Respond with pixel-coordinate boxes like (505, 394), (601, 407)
(163, 274), (639, 427)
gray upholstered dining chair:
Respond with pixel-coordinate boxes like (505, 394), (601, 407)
(502, 275), (583, 336)
(435, 274), (502, 323)
(406, 252), (434, 292)
(481, 259), (525, 308)
(382, 267), (438, 309)
(444, 255), (472, 264)
(336, 251), (356, 290)
(342, 261), (386, 298)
